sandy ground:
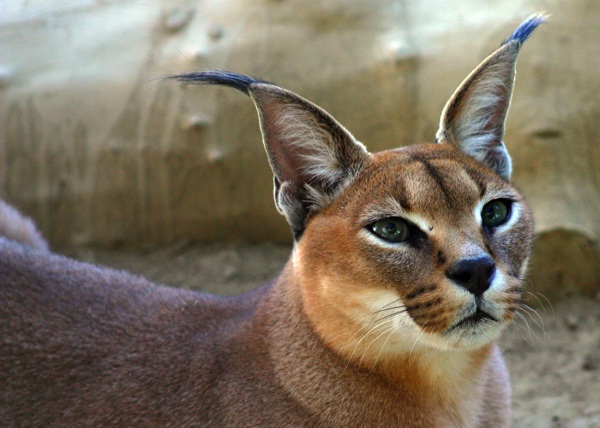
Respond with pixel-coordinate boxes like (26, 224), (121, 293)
(70, 242), (600, 428)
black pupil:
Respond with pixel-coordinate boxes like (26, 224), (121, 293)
(482, 200), (509, 226)
(371, 218), (409, 242)
(383, 223), (398, 236)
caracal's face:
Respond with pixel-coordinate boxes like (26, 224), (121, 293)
(177, 14), (543, 369)
(297, 143), (534, 361)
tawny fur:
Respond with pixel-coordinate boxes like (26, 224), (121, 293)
(0, 14), (545, 428)
(0, 235), (516, 427)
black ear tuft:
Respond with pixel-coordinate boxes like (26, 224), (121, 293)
(503, 13), (547, 45)
(167, 70), (269, 95)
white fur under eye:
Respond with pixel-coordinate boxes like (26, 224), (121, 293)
(360, 229), (410, 249)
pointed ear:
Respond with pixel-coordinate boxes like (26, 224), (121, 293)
(436, 14), (546, 180)
(169, 71), (370, 239)
(248, 84), (369, 236)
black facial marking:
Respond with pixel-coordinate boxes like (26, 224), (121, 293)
(406, 286), (426, 300)
(387, 172), (412, 213)
(484, 241), (496, 259)
(406, 296), (443, 312)
(410, 155), (454, 207)
(437, 250), (447, 265)
(406, 284), (438, 300)
(463, 166), (489, 199)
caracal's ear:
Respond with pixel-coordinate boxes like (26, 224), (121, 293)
(436, 13), (546, 180)
(169, 71), (370, 239)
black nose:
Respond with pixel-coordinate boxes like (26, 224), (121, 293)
(446, 256), (496, 296)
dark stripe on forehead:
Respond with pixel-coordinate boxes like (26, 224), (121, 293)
(462, 166), (489, 199)
(394, 179), (412, 212)
(365, 155), (416, 211)
(384, 169), (412, 212)
(409, 154), (454, 207)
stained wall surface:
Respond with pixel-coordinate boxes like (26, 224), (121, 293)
(1, 0), (598, 295)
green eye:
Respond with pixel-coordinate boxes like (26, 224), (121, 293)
(481, 199), (511, 227)
(369, 218), (410, 243)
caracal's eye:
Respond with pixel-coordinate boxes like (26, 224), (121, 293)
(481, 199), (511, 227)
(369, 218), (410, 243)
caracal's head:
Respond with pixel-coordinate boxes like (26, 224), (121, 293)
(172, 15), (543, 361)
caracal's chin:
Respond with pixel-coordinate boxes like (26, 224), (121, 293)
(438, 321), (506, 351)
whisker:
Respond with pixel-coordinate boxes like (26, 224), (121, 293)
(368, 324), (404, 374)
(339, 322), (377, 352)
(359, 324), (398, 368)
(520, 277), (554, 316)
(343, 319), (393, 371)
(340, 296), (407, 368)
(340, 298), (402, 352)
(373, 305), (405, 314)
(525, 290), (554, 317)
(408, 323), (427, 366)
(345, 319), (391, 352)
(507, 321), (519, 341)
(343, 299), (411, 372)
(510, 313), (535, 345)
(373, 298), (402, 313)
(513, 310), (539, 346)
(519, 302), (546, 339)
(508, 317), (529, 344)
(375, 309), (410, 323)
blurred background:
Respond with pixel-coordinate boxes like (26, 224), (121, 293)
(1, 1), (600, 424)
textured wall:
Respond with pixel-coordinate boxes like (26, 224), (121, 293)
(1, 1), (598, 295)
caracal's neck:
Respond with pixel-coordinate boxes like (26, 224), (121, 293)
(260, 257), (496, 426)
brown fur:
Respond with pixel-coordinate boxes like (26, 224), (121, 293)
(0, 16), (543, 428)
(0, 237), (520, 427)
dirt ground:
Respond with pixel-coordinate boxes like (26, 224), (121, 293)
(71, 241), (600, 428)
